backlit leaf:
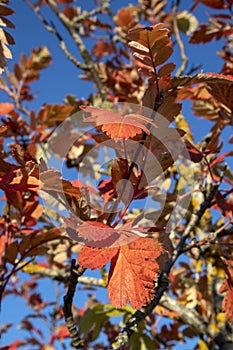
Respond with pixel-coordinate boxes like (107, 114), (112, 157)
(78, 235), (169, 309)
(108, 237), (163, 308)
(81, 106), (156, 139)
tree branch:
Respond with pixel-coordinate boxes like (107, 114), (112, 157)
(46, 0), (107, 101)
(22, 264), (105, 287)
(172, 0), (188, 76)
(160, 293), (215, 337)
(25, 0), (88, 71)
(63, 259), (86, 349)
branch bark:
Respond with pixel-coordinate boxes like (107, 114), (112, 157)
(63, 259), (86, 349)
(46, 0), (107, 102)
(172, 0), (188, 76)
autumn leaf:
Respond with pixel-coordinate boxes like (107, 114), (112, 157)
(126, 24), (173, 72)
(78, 235), (170, 308)
(0, 3), (15, 74)
(0, 102), (14, 115)
(39, 169), (81, 199)
(80, 106), (156, 139)
(63, 215), (146, 248)
(37, 103), (74, 127)
(114, 6), (137, 29)
(173, 72), (233, 89)
(92, 41), (116, 60)
(191, 0), (228, 10)
(219, 259), (233, 324)
(220, 281), (233, 324)
(0, 170), (41, 192)
(108, 238), (163, 309)
(213, 191), (233, 220)
(190, 20), (233, 44)
(26, 46), (51, 71)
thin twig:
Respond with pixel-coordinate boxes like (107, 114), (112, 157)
(63, 259), (86, 349)
(172, 0), (188, 76)
(0, 202), (11, 310)
(46, 0), (107, 101)
(73, 0), (110, 28)
(25, 0), (88, 71)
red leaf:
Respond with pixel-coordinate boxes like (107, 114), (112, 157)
(7, 340), (25, 350)
(92, 41), (116, 60)
(78, 245), (118, 269)
(56, 324), (70, 338)
(64, 217), (142, 248)
(209, 151), (233, 168)
(213, 191), (233, 220)
(192, 0), (228, 10)
(80, 106), (155, 139)
(184, 140), (203, 162)
(40, 169), (81, 199)
(221, 286), (233, 323)
(0, 102), (14, 115)
(220, 259), (233, 324)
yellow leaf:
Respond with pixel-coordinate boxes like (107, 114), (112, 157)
(20, 263), (47, 274)
(176, 10), (199, 35)
(196, 259), (203, 273)
(198, 339), (209, 350)
(216, 312), (226, 327)
(175, 114), (194, 141)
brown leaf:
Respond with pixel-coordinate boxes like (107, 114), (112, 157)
(158, 62), (176, 77)
(126, 24), (173, 70)
(5, 240), (18, 264)
(190, 20), (233, 44)
(38, 104), (74, 127)
(26, 46), (51, 71)
(40, 169), (82, 199)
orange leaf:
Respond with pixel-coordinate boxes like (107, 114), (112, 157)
(0, 102), (14, 115)
(108, 237), (163, 308)
(0, 125), (8, 133)
(81, 106), (155, 139)
(220, 281), (233, 324)
(0, 174), (41, 192)
(78, 245), (118, 269)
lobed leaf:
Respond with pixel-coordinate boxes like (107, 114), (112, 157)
(81, 106), (157, 139)
(108, 237), (163, 308)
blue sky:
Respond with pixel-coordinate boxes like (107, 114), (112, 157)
(1, 0), (232, 349)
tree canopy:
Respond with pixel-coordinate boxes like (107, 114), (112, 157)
(0, 1), (233, 349)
